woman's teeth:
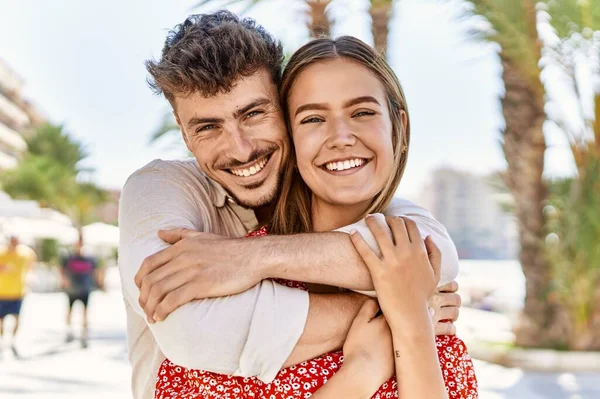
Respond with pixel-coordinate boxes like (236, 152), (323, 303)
(230, 157), (268, 177)
(325, 158), (365, 171)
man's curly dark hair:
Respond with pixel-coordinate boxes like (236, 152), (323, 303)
(146, 10), (284, 105)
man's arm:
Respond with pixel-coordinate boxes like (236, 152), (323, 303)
(119, 162), (363, 381)
(248, 199), (459, 290)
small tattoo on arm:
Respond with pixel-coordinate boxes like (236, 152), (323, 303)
(395, 350), (401, 358)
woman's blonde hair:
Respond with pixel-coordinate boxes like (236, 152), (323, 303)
(270, 36), (410, 234)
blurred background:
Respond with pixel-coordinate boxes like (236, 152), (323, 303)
(0, 0), (599, 398)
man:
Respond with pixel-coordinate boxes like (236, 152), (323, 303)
(0, 236), (35, 358)
(60, 239), (102, 348)
(119, 11), (461, 398)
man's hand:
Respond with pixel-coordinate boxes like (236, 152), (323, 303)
(134, 228), (263, 323)
(429, 280), (461, 336)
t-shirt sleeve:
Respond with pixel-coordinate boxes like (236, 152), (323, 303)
(334, 197), (460, 296)
(118, 162), (309, 382)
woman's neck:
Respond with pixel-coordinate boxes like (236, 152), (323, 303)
(311, 196), (371, 232)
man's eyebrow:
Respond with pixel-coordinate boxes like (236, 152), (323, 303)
(342, 96), (380, 108)
(187, 116), (224, 131)
(233, 98), (272, 119)
(294, 103), (329, 117)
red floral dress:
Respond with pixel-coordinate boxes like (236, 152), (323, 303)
(155, 227), (478, 399)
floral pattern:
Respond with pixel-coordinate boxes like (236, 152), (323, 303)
(155, 226), (478, 398)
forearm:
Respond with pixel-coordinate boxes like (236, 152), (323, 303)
(392, 316), (448, 399)
(283, 291), (368, 367)
(252, 232), (374, 291)
(310, 360), (378, 399)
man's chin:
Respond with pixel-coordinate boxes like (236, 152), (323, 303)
(226, 185), (279, 210)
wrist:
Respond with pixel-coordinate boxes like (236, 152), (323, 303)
(387, 305), (435, 339)
(243, 235), (274, 281)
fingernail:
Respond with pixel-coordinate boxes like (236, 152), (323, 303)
(350, 229), (357, 235)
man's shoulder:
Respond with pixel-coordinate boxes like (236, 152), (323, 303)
(123, 159), (213, 196)
(128, 158), (205, 181)
(384, 196), (434, 218)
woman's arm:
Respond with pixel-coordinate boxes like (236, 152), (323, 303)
(351, 215), (449, 399)
(311, 299), (394, 399)
(308, 360), (377, 399)
(390, 311), (448, 398)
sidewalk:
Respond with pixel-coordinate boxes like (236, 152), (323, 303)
(1, 289), (599, 398)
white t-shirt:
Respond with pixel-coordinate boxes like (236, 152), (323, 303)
(118, 159), (459, 399)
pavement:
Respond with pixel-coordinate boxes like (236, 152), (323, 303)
(1, 275), (599, 398)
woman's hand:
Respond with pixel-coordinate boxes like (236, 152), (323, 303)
(350, 216), (441, 332)
(343, 299), (394, 395)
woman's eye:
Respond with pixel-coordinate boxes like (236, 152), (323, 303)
(300, 116), (324, 124)
(353, 110), (376, 118)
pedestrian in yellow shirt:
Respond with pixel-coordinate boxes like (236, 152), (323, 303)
(0, 236), (35, 357)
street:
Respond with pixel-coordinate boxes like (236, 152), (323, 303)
(1, 284), (599, 398)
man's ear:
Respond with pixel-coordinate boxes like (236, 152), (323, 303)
(174, 112), (192, 152)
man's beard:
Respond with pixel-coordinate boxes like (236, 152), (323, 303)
(225, 172), (282, 210)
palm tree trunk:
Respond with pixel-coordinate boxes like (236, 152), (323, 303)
(369, 1), (393, 55)
(594, 93), (600, 155)
(500, 55), (569, 347)
(306, 0), (331, 38)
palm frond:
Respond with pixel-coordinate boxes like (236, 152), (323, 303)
(149, 112), (180, 144)
(546, 0), (600, 38)
(464, 0), (543, 88)
(192, 0), (264, 14)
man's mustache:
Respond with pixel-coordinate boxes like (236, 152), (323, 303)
(216, 146), (278, 170)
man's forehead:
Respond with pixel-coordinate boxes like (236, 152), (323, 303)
(176, 79), (280, 119)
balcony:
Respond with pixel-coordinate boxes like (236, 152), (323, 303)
(0, 122), (27, 152)
(0, 91), (29, 128)
(0, 149), (18, 169)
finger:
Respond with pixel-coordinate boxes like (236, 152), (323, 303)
(436, 306), (460, 323)
(157, 228), (196, 244)
(434, 321), (456, 336)
(385, 216), (409, 247)
(348, 299), (379, 332)
(358, 299), (380, 321)
(438, 292), (462, 308)
(438, 280), (459, 293)
(134, 246), (178, 288)
(401, 217), (423, 247)
(138, 257), (189, 314)
(153, 281), (200, 322)
(144, 267), (198, 322)
(425, 236), (441, 283)
(365, 215), (396, 258)
(349, 231), (382, 270)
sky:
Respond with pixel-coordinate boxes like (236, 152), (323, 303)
(0, 0), (576, 199)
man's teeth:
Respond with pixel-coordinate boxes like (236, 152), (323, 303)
(325, 158), (365, 171)
(230, 157), (268, 177)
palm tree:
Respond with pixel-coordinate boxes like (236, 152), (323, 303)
(369, 0), (394, 55)
(546, 0), (600, 161)
(0, 124), (107, 242)
(465, 1), (564, 348)
(543, 0), (600, 349)
(193, 0), (332, 37)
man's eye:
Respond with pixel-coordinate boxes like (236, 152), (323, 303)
(197, 125), (217, 133)
(353, 111), (376, 118)
(300, 116), (324, 124)
(245, 110), (263, 119)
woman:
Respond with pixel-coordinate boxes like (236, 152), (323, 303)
(156, 36), (477, 398)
